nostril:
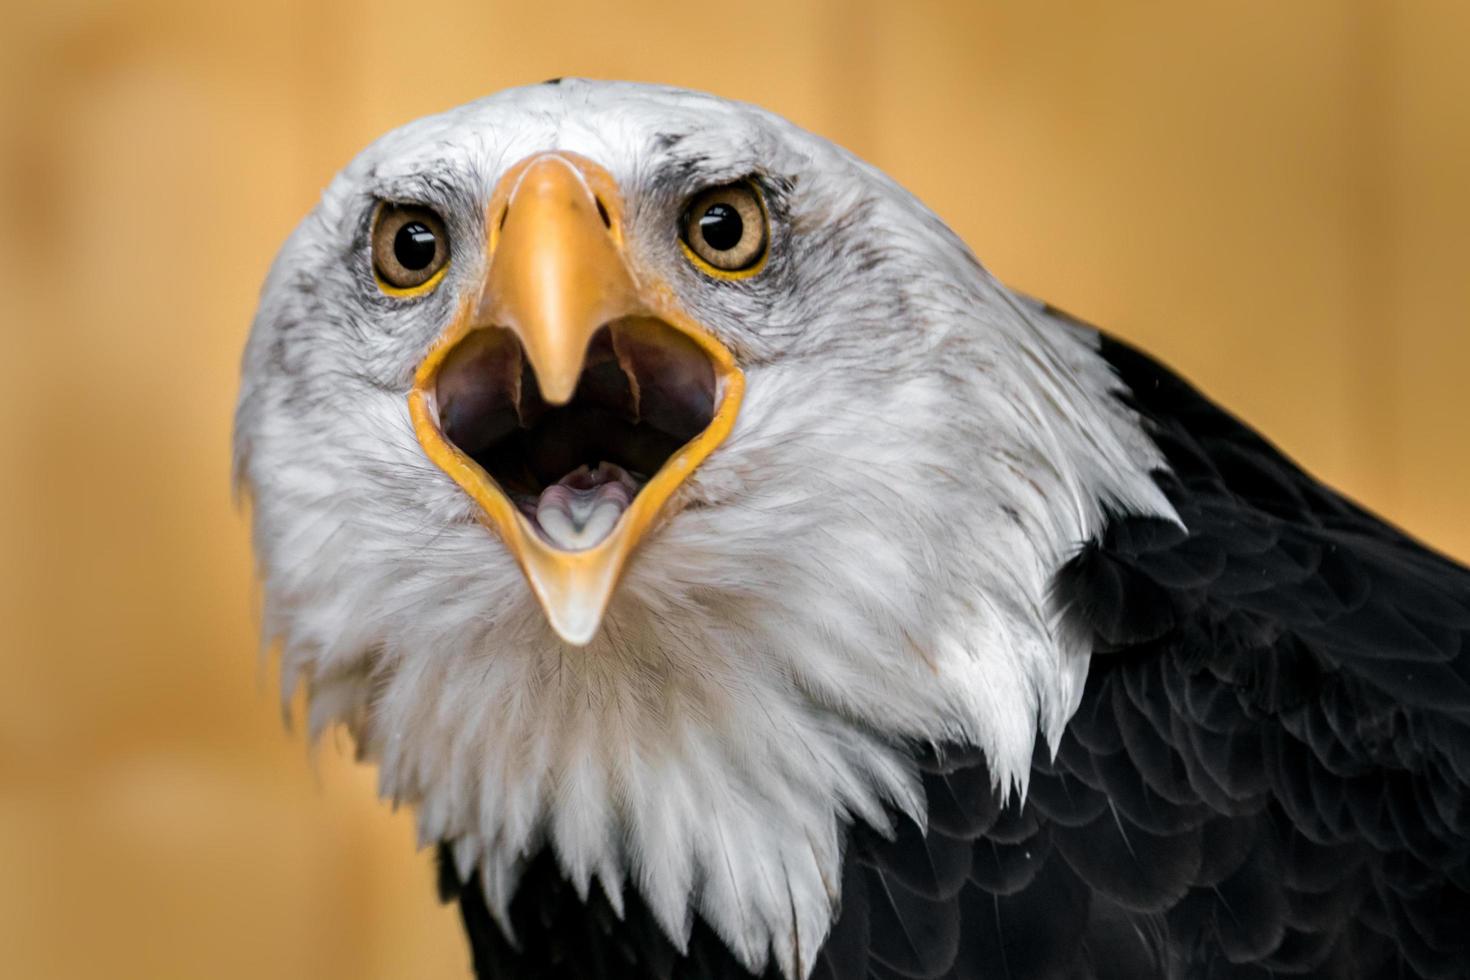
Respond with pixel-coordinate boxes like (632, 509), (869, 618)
(594, 196), (611, 229)
(498, 205), (509, 231)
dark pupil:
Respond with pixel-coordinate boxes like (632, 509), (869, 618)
(394, 222), (438, 271)
(698, 203), (744, 252)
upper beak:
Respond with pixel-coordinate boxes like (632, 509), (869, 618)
(479, 154), (635, 405)
(407, 152), (744, 645)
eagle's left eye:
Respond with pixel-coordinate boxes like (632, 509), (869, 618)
(680, 182), (767, 276)
(373, 203), (450, 292)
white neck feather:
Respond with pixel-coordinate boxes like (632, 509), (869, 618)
(247, 285), (1171, 978)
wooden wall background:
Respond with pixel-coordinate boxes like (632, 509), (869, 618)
(2, 1), (1466, 976)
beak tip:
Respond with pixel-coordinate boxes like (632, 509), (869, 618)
(518, 349), (581, 405)
(539, 379), (579, 406)
(519, 531), (625, 650)
(546, 607), (604, 647)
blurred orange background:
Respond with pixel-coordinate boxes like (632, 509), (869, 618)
(2, 2), (1467, 977)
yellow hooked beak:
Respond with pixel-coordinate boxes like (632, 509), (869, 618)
(407, 152), (744, 645)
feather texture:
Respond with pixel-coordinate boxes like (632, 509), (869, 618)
(235, 81), (1173, 976)
(233, 81), (1469, 977)
(438, 323), (1470, 978)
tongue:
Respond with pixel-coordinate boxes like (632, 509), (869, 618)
(533, 462), (639, 550)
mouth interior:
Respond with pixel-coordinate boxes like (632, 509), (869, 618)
(434, 318), (717, 551)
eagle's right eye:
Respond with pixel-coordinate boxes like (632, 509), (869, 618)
(679, 182), (768, 278)
(373, 204), (451, 293)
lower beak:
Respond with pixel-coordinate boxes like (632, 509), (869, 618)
(407, 152), (743, 644)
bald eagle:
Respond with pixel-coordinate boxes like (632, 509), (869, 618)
(234, 80), (1470, 979)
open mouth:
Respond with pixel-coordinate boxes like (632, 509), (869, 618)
(434, 317), (717, 551)
(405, 149), (746, 644)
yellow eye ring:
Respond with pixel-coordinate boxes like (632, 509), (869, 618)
(372, 203), (451, 296)
(679, 182), (768, 280)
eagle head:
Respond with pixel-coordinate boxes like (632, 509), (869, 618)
(234, 79), (1169, 975)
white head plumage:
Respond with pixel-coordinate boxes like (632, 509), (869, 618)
(235, 80), (1173, 977)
